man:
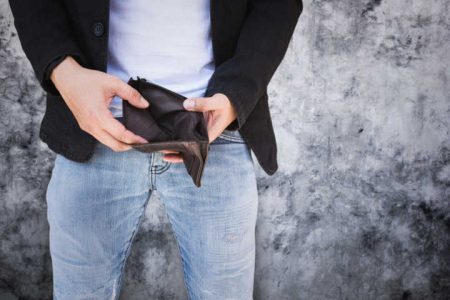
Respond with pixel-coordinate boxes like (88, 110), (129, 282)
(9, 0), (302, 299)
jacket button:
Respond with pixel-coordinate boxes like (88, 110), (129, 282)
(93, 22), (104, 37)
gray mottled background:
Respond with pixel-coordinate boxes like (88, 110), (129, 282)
(1, 0), (449, 299)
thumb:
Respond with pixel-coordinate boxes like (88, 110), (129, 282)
(183, 96), (223, 112)
(114, 80), (149, 109)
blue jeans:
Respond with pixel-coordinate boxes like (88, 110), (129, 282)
(45, 128), (258, 300)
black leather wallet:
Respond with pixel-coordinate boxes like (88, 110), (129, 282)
(122, 77), (210, 187)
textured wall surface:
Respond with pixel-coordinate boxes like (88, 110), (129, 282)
(1, 0), (449, 299)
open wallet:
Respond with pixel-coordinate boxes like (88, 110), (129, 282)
(121, 77), (210, 187)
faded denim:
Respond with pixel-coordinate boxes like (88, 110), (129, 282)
(45, 129), (259, 300)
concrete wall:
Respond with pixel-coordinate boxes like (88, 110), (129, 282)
(1, 0), (449, 299)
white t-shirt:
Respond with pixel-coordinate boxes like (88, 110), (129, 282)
(106, 0), (215, 117)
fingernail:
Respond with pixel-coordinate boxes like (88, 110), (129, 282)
(183, 99), (195, 110)
(140, 96), (149, 107)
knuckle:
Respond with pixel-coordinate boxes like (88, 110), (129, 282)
(125, 86), (140, 101)
(84, 110), (98, 123)
(78, 122), (87, 131)
(128, 88), (139, 100)
(111, 77), (122, 88)
(79, 121), (92, 132)
(111, 78), (125, 93)
(192, 99), (204, 110)
(219, 96), (228, 106)
(194, 99), (202, 107)
(118, 130), (130, 143)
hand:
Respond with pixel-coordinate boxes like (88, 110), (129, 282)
(50, 56), (150, 152)
(161, 93), (238, 163)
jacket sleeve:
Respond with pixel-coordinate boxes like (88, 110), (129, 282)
(8, 0), (87, 96)
(205, 0), (303, 130)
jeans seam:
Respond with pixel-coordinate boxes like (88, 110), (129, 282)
(172, 230), (192, 300)
(150, 154), (157, 190)
(160, 203), (191, 300)
(147, 153), (153, 189)
(113, 195), (151, 300)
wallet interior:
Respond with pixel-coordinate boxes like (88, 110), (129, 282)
(122, 77), (210, 187)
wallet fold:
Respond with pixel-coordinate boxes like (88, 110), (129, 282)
(122, 77), (210, 187)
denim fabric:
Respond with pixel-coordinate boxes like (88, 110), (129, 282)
(45, 129), (258, 300)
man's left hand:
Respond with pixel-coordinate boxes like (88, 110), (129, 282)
(161, 93), (238, 163)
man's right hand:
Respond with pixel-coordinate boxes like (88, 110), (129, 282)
(50, 56), (150, 152)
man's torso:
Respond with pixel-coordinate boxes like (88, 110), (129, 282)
(106, 0), (215, 117)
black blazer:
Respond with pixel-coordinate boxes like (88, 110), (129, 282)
(9, 0), (302, 176)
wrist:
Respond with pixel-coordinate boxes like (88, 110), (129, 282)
(50, 56), (82, 89)
(215, 93), (237, 116)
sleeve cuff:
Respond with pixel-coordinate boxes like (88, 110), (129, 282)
(41, 52), (85, 96)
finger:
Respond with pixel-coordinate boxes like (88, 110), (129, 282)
(159, 149), (179, 154)
(94, 128), (133, 152)
(98, 108), (148, 144)
(113, 78), (149, 109)
(162, 154), (184, 163)
(203, 111), (212, 125)
(206, 115), (228, 142)
(182, 96), (224, 112)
